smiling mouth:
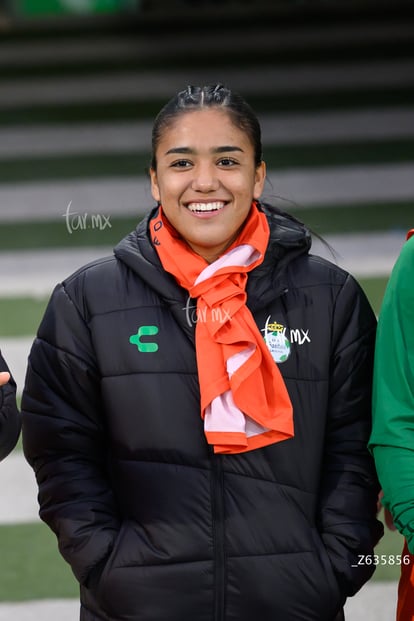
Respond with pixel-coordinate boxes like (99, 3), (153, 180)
(186, 201), (226, 213)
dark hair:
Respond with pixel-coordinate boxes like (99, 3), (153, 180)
(151, 84), (263, 169)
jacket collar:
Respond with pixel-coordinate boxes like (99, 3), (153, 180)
(114, 203), (311, 319)
(246, 203), (311, 310)
(114, 207), (195, 341)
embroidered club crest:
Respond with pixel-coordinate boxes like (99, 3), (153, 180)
(262, 316), (291, 363)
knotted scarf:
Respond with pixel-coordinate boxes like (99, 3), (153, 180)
(149, 203), (294, 454)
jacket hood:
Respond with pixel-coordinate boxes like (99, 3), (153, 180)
(114, 203), (311, 313)
(114, 206), (195, 341)
(247, 202), (311, 309)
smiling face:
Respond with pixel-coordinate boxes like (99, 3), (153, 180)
(149, 108), (266, 263)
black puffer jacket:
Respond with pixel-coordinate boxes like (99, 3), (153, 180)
(22, 206), (382, 621)
(0, 351), (21, 461)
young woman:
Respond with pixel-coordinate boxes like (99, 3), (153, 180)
(370, 229), (414, 621)
(22, 84), (382, 621)
(0, 351), (21, 461)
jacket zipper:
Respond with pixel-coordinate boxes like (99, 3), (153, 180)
(211, 453), (225, 621)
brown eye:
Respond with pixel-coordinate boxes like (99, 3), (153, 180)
(171, 160), (192, 168)
(218, 158), (237, 167)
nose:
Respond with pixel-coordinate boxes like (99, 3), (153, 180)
(191, 162), (219, 192)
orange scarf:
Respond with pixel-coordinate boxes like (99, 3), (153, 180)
(149, 204), (294, 454)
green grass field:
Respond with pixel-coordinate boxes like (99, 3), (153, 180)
(0, 277), (391, 338)
(0, 522), (78, 601)
(0, 202), (411, 252)
(1, 199), (407, 338)
(0, 508), (403, 601)
(0, 270), (396, 600)
(1, 6), (411, 600)
(0, 270), (397, 598)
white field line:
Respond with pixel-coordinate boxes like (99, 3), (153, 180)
(0, 230), (402, 298)
(0, 600), (79, 621)
(0, 583), (400, 620)
(0, 231), (403, 393)
(0, 452), (39, 524)
(0, 450), (402, 621)
(1, 107), (414, 158)
(0, 247), (113, 297)
(0, 163), (413, 223)
(0, 448), (400, 620)
(0, 584), (400, 620)
(1, 336), (34, 397)
(1, 60), (414, 108)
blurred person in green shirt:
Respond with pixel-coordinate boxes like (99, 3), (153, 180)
(370, 228), (414, 621)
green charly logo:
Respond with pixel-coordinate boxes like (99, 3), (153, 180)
(129, 326), (159, 353)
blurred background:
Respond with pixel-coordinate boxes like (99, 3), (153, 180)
(0, 0), (413, 617)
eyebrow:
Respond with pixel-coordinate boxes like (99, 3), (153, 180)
(165, 145), (244, 155)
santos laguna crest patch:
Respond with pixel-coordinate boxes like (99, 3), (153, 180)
(261, 316), (291, 363)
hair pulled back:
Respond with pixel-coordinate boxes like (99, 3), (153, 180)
(151, 84), (263, 169)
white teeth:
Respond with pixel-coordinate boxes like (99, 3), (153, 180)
(187, 201), (225, 212)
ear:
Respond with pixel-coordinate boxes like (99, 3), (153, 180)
(253, 161), (266, 200)
(149, 167), (161, 203)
